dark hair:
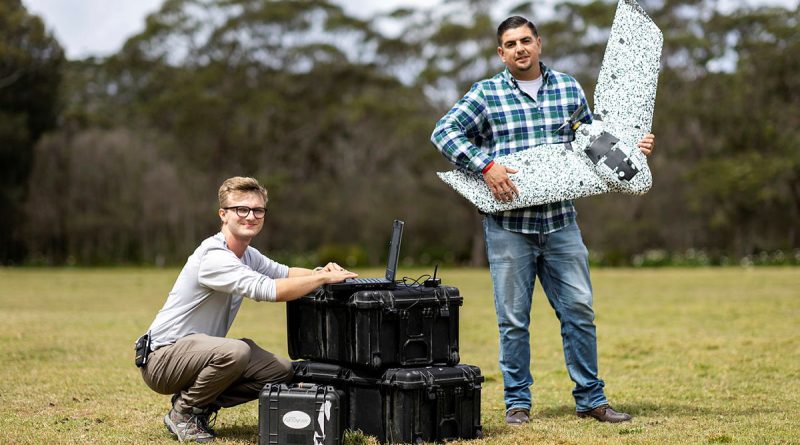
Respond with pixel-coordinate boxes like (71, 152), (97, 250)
(496, 16), (539, 46)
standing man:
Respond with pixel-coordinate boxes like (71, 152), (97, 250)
(137, 176), (357, 443)
(431, 17), (655, 425)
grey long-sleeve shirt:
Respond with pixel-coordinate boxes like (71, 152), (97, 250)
(147, 232), (289, 349)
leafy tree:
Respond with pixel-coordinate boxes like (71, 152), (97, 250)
(25, 128), (200, 265)
(0, 0), (63, 263)
(681, 5), (800, 255)
(24, 0), (474, 265)
(578, 1), (800, 260)
(19, 0), (800, 265)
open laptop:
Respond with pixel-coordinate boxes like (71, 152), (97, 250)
(325, 219), (404, 292)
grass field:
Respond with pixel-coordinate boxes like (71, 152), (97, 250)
(0, 267), (798, 444)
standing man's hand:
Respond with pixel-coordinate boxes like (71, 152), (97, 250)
(483, 162), (519, 202)
(638, 133), (656, 156)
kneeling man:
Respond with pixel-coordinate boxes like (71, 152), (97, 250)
(137, 176), (356, 443)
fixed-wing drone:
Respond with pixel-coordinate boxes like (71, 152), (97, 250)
(437, 0), (663, 213)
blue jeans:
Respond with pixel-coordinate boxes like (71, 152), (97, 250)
(483, 216), (607, 413)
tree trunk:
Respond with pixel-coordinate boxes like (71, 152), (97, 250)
(469, 212), (486, 267)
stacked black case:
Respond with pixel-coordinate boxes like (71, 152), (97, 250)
(291, 361), (483, 444)
(287, 286), (462, 369)
(261, 283), (483, 444)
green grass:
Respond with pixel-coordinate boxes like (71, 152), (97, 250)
(1, 267), (798, 444)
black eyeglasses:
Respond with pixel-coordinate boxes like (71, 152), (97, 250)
(224, 206), (266, 219)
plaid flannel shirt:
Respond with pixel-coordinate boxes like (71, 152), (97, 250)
(431, 63), (592, 234)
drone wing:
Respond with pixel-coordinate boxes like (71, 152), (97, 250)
(593, 0), (663, 148)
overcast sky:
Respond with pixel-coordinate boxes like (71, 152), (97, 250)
(21, 0), (433, 59)
(22, 0), (799, 59)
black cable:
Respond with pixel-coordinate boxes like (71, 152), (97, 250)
(399, 274), (432, 287)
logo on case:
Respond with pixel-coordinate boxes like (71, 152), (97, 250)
(283, 410), (312, 429)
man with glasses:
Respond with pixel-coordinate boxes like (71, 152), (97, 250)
(138, 176), (357, 443)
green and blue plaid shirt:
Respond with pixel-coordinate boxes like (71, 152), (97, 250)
(431, 63), (592, 234)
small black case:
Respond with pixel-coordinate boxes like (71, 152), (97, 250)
(134, 332), (150, 368)
(259, 383), (343, 445)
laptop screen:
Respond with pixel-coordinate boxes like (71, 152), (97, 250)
(384, 220), (404, 281)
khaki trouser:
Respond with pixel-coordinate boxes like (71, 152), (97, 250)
(141, 333), (293, 412)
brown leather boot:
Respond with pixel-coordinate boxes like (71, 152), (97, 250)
(577, 405), (632, 423)
(505, 408), (530, 425)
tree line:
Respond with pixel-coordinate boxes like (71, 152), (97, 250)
(2, 0), (798, 266)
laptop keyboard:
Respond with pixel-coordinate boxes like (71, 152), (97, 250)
(348, 278), (387, 284)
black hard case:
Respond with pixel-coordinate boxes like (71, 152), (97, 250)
(292, 361), (484, 444)
(258, 383), (344, 445)
(287, 285), (462, 370)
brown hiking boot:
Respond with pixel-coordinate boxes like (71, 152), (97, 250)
(163, 408), (216, 443)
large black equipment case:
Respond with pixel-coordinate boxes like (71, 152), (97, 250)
(292, 361), (483, 444)
(287, 285), (462, 370)
(258, 383), (344, 445)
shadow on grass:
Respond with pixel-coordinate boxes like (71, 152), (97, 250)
(534, 401), (780, 419)
(534, 403), (700, 419)
(477, 402), (737, 443)
(214, 425), (379, 445)
(210, 401), (780, 443)
(213, 424), (258, 441)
